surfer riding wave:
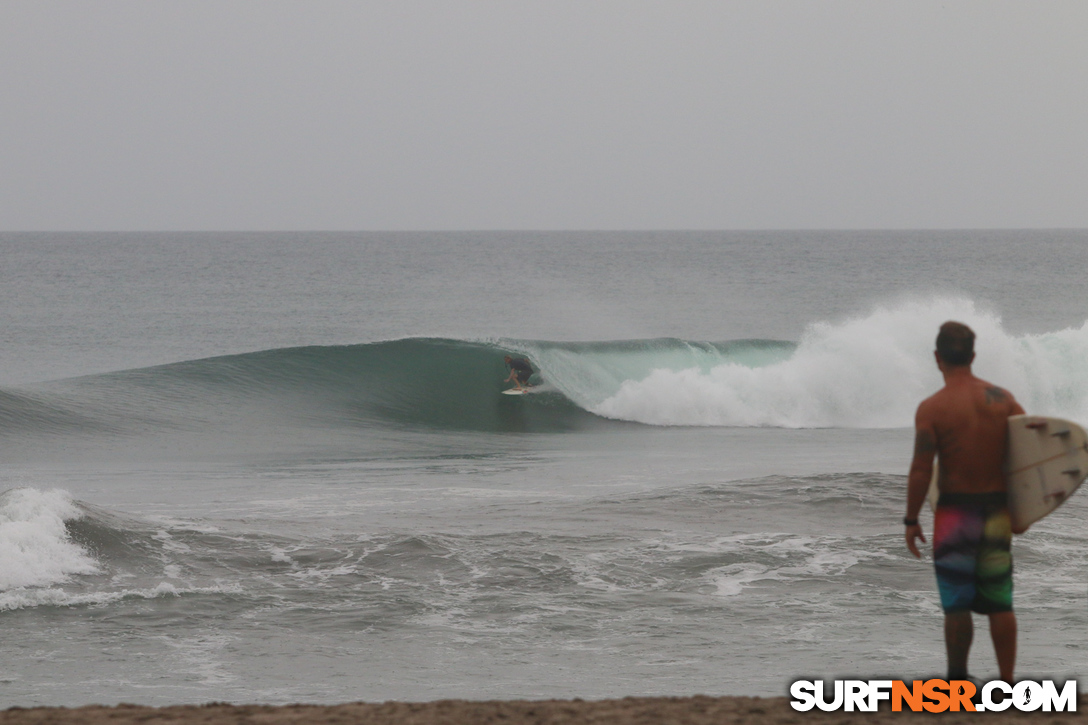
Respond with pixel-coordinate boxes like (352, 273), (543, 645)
(503, 356), (534, 391)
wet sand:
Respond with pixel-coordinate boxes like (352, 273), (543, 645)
(1, 695), (1084, 724)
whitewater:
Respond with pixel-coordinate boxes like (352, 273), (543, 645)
(0, 231), (1084, 706)
(590, 297), (1088, 427)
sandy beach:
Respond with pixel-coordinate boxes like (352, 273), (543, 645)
(2, 695), (1085, 725)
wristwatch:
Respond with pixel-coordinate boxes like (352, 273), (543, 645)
(903, 517), (918, 526)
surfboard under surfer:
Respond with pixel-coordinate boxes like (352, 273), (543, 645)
(503, 356), (534, 391)
(904, 321), (1024, 684)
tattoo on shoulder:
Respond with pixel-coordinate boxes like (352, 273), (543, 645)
(913, 430), (936, 457)
(985, 386), (1009, 405)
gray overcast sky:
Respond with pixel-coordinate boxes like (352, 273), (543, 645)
(2, 1), (1086, 231)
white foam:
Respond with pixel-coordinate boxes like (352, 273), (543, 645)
(0, 488), (99, 591)
(0, 581), (240, 612)
(706, 563), (771, 597)
(592, 297), (1088, 428)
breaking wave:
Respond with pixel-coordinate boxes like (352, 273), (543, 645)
(0, 297), (1084, 435)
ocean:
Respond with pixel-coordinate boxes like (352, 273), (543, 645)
(0, 230), (1085, 706)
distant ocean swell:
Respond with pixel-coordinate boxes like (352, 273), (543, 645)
(0, 297), (1085, 435)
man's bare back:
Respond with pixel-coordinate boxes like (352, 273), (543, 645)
(915, 373), (1025, 496)
(904, 349), (1024, 558)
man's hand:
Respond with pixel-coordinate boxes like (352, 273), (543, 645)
(905, 524), (926, 558)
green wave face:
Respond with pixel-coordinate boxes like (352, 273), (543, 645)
(2, 337), (794, 436)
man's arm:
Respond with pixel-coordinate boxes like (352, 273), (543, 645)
(905, 405), (937, 559)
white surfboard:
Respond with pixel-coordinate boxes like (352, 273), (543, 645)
(1006, 415), (1088, 531)
(925, 415), (1088, 533)
(502, 384), (548, 396)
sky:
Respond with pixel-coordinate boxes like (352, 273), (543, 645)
(1, 1), (1086, 231)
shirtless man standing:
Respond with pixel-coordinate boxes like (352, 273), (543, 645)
(904, 321), (1024, 683)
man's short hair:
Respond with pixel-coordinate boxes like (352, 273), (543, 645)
(936, 321), (975, 366)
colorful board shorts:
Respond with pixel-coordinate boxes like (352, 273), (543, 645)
(932, 492), (1013, 614)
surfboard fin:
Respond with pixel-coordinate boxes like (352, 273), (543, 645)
(1050, 429), (1071, 437)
